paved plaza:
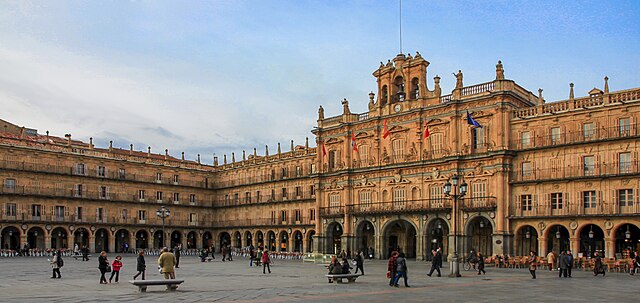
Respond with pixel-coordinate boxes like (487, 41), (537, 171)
(0, 254), (637, 302)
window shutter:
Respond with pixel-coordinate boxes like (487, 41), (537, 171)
(73, 184), (78, 195)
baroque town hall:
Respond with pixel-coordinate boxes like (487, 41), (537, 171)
(1, 52), (639, 261)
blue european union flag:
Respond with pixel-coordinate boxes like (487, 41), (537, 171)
(466, 111), (482, 128)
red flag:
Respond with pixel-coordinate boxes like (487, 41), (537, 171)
(322, 143), (327, 156)
(423, 123), (430, 139)
(382, 119), (391, 139)
(351, 133), (358, 152)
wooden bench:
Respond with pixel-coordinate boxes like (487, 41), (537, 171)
(325, 274), (361, 284)
(129, 279), (184, 292)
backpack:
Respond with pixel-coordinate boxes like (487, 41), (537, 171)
(58, 257), (64, 268)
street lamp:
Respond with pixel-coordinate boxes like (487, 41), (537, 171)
(156, 206), (170, 247)
(443, 174), (467, 278)
(625, 225), (631, 239)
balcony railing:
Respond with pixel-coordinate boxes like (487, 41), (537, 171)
(511, 124), (639, 150)
(512, 199), (640, 217)
(0, 212), (208, 227)
(511, 162), (639, 183)
(0, 159), (208, 189)
(460, 197), (498, 211)
(0, 185), (215, 208)
(319, 206), (345, 217)
(346, 198), (452, 215)
(213, 192), (315, 208)
(209, 217), (314, 229)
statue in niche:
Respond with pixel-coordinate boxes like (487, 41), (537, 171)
(318, 105), (324, 120)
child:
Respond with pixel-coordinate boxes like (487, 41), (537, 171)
(109, 255), (123, 283)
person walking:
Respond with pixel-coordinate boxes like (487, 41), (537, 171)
(367, 246), (374, 260)
(50, 250), (62, 279)
(73, 244), (79, 256)
(249, 245), (255, 267)
(528, 251), (537, 279)
(558, 251), (568, 278)
(593, 251), (605, 277)
(354, 251), (364, 275)
(387, 251), (398, 286)
(174, 244), (181, 268)
(98, 251), (109, 284)
(477, 252), (486, 275)
(82, 245), (89, 261)
(393, 252), (410, 287)
(261, 250), (271, 274)
(109, 255), (123, 283)
(210, 245), (216, 259)
(221, 245), (227, 262)
(227, 245), (233, 261)
(566, 250), (574, 277)
(158, 247), (178, 289)
(631, 251), (640, 276)
(133, 250), (146, 280)
(546, 250), (556, 271)
(427, 247), (442, 277)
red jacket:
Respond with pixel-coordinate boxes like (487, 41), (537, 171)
(261, 252), (270, 264)
(112, 260), (123, 272)
(387, 256), (397, 272)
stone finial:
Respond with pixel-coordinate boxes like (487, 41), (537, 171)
(305, 137), (309, 149)
(253, 148), (257, 157)
(213, 156), (219, 166)
(277, 142), (281, 154)
(147, 146), (151, 157)
(242, 150), (246, 161)
(197, 154), (201, 164)
(569, 83), (575, 100)
(89, 137), (93, 149)
(232, 152), (236, 163)
(265, 145), (269, 157)
(129, 144), (133, 155)
(318, 106), (324, 120)
(414, 51), (422, 59)
(223, 154), (227, 165)
(342, 98), (350, 115)
(46, 131), (50, 140)
(164, 149), (168, 160)
(290, 140), (294, 152)
(538, 88), (544, 102)
(604, 76), (609, 94)
(181, 152), (185, 161)
(434, 75), (442, 96)
(368, 91), (375, 110)
(495, 60), (505, 80)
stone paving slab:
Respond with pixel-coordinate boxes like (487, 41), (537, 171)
(0, 254), (637, 302)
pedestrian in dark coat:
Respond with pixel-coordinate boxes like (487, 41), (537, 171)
(354, 251), (365, 275)
(528, 251), (537, 279)
(477, 252), (486, 275)
(98, 251), (109, 284)
(593, 252), (605, 276)
(222, 246), (227, 262)
(427, 247), (442, 277)
(566, 250), (574, 277)
(133, 250), (146, 280)
(174, 244), (181, 268)
(558, 251), (568, 278)
(50, 250), (62, 278)
(393, 253), (410, 287)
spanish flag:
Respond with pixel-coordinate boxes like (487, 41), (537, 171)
(382, 119), (391, 139)
(351, 132), (358, 152)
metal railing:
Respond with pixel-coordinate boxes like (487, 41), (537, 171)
(511, 162), (639, 183)
(511, 124), (639, 150)
(512, 199), (640, 217)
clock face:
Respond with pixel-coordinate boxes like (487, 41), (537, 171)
(394, 104), (401, 113)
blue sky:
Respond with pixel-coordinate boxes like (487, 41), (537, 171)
(1, 0), (639, 162)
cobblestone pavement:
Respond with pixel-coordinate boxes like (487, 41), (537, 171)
(0, 254), (637, 302)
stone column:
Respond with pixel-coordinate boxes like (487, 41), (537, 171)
(108, 232), (116, 253)
(45, 235), (52, 250)
(605, 237), (614, 258)
(89, 234), (96, 253)
(570, 237), (580, 256)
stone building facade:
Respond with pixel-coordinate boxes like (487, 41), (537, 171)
(1, 52), (639, 260)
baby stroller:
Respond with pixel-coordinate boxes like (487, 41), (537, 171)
(593, 263), (606, 276)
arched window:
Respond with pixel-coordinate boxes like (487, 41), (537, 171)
(411, 77), (419, 99)
(381, 86), (389, 106)
(394, 76), (405, 101)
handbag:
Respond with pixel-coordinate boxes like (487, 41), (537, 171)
(386, 271), (391, 278)
(105, 265), (112, 273)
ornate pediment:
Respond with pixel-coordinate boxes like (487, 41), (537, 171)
(355, 132), (373, 139)
(354, 175), (376, 188)
(386, 172), (411, 185)
(324, 179), (344, 190)
(426, 118), (446, 125)
(389, 125), (408, 134)
(325, 137), (343, 145)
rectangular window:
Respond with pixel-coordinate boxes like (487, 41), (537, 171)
(619, 118), (631, 136)
(189, 194), (196, 204)
(97, 166), (106, 177)
(234, 193), (239, 203)
(431, 133), (444, 154)
(550, 127), (561, 144)
(99, 186), (109, 199)
(256, 191), (261, 203)
(392, 188), (406, 202)
(270, 170), (276, 181)
(472, 127), (485, 149)
(295, 186), (302, 198)
(310, 185), (315, 197)
(156, 172), (162, 182)
(54, 206), (65, 218)
(359, 191), (372, 206)
(4, 178), (16, 189)
(294, 209), (301, 222)
(75, 163), (86, 175)
(76, 207), (83, 220)
(156, 191), (163, 201)
(173, 174), (179, 184)
(521, 194), (532, 211)
(5, 203), (16, 216)
(296, 166), (302, 177)
(583, 191), (597, 208)
(311, 163), (317, 174)
(31, 204), (42, 219)
(138, 210), (146, 220)
(583, 156), (595, 176)
(138, 190), (145, 200)
(583, 123), (594, 140)
(118, 168), (126, 179)
(245, 192), (251, 203)
(270, 189), (276, 200)
(619, 152), (632, 174)
(281, 167), (288, 179)
(309, 208), (316, 221)
(359, 145), (369, 165)
(551, 193), (563, 210)
(521, 131), (531, 148)
(329, 193), (341, 208)
(328, 150), (340, 170)
(97, 208), (104, 221)
(619, 189), (634, 207)
(282, 187), (288, 199)
(522, 162), (532, 177)
(392, 139), (405, 159)
(74, 184), (84, 197)
(280, 210), (287, 222)
(189, 213), (197, 223)
(173, 192), (180, 202)
(472, 182), (487, 198)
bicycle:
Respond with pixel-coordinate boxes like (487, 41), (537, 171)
(463, 259), (478, 271)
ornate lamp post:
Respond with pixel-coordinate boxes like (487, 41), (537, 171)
(156, 206), (170, 247)
(443, 174), (467, 278)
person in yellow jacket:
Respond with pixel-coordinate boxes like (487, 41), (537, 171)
(158, 247), (177, 289)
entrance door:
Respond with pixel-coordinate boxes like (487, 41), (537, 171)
(389, 235), (398, 257)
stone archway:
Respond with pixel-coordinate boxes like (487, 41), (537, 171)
(219, 232), (231, 250)
(27, 227), (45, 250)
(186, 231), (197, 249)
(515, 225), (539, 256)
(382, 219), (417, 258)
(293, 230), (303, 252)
(325, 222), (343, 255)
(466, 216), (493, 257)
(244, 231), (253, 247)
(425, 218), (449, 261)
(51, 227), (68, 250)
(115, 229), (130, 253)
(266, 231), (276, 251)
(255, 231), (264, 250)
(614, 223), (640, 257)
(355, 220), (375, 255)
(233, 231), (242, 248)
(170, 230), (182, 248)
(153, 230), (164, 249)
(546, 224), (570, 254)
(1, 226), (20, 250)
(306, 230), (315, 253)
(278, 230), (288, 252)
(94, 228), (109, 253)
(202, 232), (213, 249)
(579, 224), (605, 258)
(135, 230), (149, 249)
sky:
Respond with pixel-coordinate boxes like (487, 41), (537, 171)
(1, 0), (639, 163)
